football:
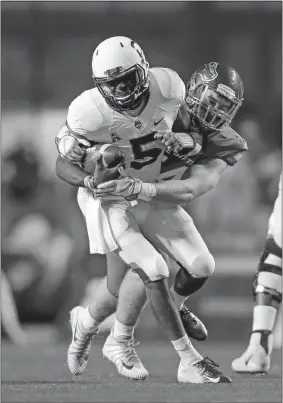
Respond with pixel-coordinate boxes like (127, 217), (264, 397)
(81, 143), (125, 175)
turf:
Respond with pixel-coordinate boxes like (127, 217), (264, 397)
(2, 339), (281, 402)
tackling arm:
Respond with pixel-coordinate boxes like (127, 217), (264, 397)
(96, 158), (228, 205)
(152, 158), (227, 204)
(147, 158), (228, 205)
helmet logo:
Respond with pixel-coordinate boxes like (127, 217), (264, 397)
(199, 62), (219, 82)
(104, 66), (124, 77)
(131, 40), (147, 66)
(217, 84), (236, 100)
(131, 40), (143, 59)
(190, 62), (219, 90)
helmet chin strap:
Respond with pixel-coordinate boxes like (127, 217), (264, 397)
(118, 95), (144, 110)
(114, 88), (150, 114)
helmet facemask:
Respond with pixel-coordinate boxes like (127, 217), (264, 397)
(187, 83), (242, 132)
(94, 64), (149, 111)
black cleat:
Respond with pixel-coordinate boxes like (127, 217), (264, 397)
(180, 306), (208, 341)
(194, 357), (232, 383)
(178, 356), (232, 384)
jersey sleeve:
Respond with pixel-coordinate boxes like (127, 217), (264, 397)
(66, 90), (104, 137)
(201, 126), (248, 166)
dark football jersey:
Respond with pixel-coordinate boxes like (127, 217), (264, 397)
(158, 103), (248, 181)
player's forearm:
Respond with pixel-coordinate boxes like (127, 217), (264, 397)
(56, 156), (87, 187)
(148, 175), (218, 205)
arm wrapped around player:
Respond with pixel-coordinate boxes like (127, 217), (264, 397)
(95, 158), (227, 205)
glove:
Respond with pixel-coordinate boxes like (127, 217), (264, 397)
(94, 176), (141, 200)
(94, 176), (156, 202)
(154, 131), (195, 154)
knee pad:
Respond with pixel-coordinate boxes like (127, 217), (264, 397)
(253, 236), (282, 303)
(188, 253), (215, 278)
(132, 253), (169, 285)
(174, 266), (208, 297)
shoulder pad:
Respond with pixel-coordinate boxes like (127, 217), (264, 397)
(150, 67), (186, 101)
(67, 89), (105, 136)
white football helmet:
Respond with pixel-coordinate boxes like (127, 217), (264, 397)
(92, 36), (150, 110)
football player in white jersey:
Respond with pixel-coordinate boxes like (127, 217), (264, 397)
(232, 174), (282, 374)
(56, 37), (247, 383)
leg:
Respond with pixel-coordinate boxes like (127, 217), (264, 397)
(138, 202), (214, 340)
(232, 177), (282, 374)
(115, 227), (188, 342)
(115, 269), (147, 327)
(104, 208), (230, 383)
(67, 251), (130, 375)
(87, 252), (127, 325)
(232, 236), (282, 374)
(102, 268), (150, 380)
(1, 271), (28, 346)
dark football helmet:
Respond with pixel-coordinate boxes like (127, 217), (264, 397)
(186, 62), (244, 132)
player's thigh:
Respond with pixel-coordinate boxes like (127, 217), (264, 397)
(141, 204), (215, 277)
(108, 207), (169, 283)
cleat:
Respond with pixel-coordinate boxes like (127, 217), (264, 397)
(178, 356), (232, 384)
(232, 331), (271, 374)
(180, 306), (208, 341)
(102, 329), (149, 380)
(67, 306), (98, 376)
(232, 346), (270, 374)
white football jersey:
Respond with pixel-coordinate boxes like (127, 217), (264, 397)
(62, 67), (185, 182)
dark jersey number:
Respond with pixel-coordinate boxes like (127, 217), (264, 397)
(130, 132), (162, 170)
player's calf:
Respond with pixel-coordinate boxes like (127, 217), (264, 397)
(171, 259), (214, 341)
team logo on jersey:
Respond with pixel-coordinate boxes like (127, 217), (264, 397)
(110, 132), (122, 142)
(134, 120), (143, 129)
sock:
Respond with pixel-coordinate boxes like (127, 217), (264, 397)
(113, 318), (134, 342)
(171, 334), (203, 365)
(170, 286), (187, 310)
(81, 306), (99, 329)
(252, 305), (277, 332)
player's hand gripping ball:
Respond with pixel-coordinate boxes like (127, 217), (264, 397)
(82, 144), (125, 187)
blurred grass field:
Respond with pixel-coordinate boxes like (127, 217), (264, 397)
(2, 337), (281, 403)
